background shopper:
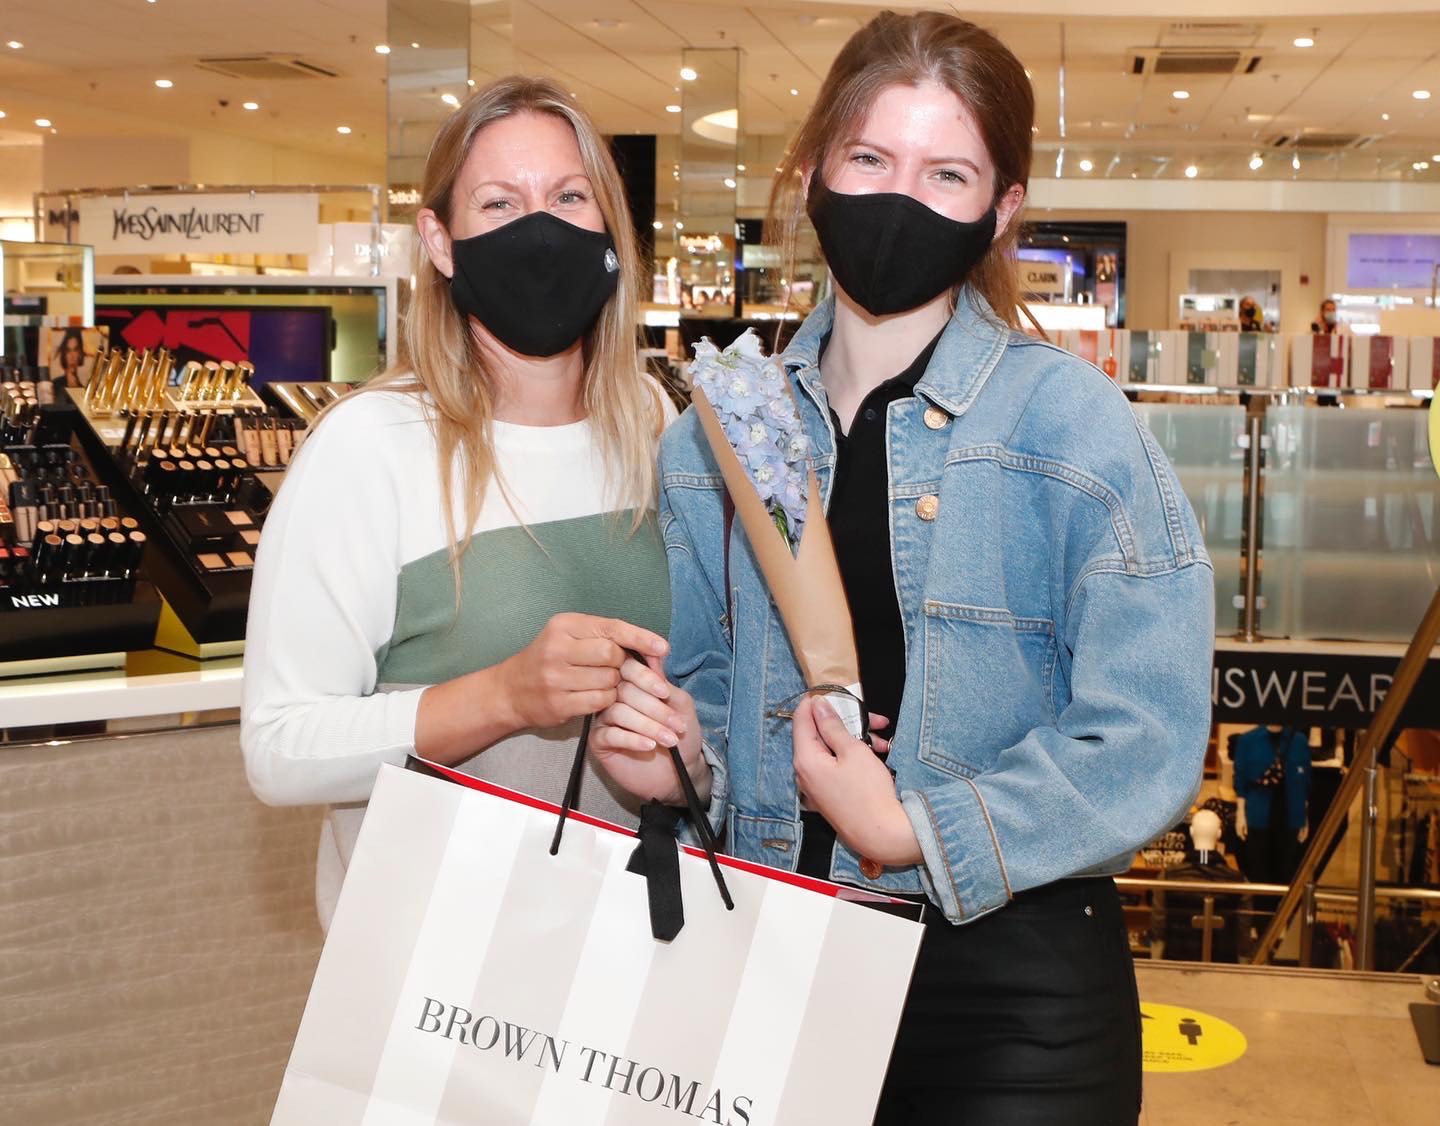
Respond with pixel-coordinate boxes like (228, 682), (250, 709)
(591, 12), (1214, 1124)
(240, 76), (701, 928)
(1312, 297), (1340, 334)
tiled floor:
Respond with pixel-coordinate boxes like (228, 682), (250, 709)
(1137, 962), (1439, 1126)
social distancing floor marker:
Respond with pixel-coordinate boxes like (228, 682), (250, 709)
(1140, 1002), (1247, 1073)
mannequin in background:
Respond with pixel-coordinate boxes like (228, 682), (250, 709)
(1155, 809), (1247, 962)
(1233, 724), (1312, 885)
(1185, 809), (1234, 873)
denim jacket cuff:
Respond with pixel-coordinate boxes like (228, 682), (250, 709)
(900, 782), (1012, 925)
(677, 736), (729, 847)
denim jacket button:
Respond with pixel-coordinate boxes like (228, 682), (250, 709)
(923, 406), (949, 430)
(916, 494), (940, 521)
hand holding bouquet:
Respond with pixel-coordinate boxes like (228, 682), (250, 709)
(690, 330), (866, 741)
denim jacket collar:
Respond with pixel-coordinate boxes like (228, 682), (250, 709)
(780, 286), (1012, 419)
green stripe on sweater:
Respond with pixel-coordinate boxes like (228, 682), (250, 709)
(376, 510), (671, 686)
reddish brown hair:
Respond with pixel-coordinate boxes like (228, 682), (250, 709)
(769, 11), (1035, 327)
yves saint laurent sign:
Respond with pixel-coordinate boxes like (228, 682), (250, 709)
(1212, 646), (1440, 727)
(74, 192), (319, 255)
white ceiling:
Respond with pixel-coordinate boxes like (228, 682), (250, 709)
(2, 1), (1440, 181)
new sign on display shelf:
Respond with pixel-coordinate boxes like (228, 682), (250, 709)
(73, 192), (320, 256)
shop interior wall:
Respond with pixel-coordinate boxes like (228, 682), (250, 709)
(1033, 207), (1330, 333)
(0, 144), (43, 240)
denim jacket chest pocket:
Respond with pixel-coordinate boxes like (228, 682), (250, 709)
(916, 601), (1059, 780)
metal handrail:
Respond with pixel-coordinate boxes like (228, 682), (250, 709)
(1250, 581), (1440, 967)
(1116, 876), (1440, 904)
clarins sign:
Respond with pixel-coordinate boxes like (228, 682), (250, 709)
(74, 192), (319, 255)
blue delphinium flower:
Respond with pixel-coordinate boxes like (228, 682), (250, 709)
(691, 330), (810, 553)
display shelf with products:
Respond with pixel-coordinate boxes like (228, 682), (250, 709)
(70, 344), (309, 650)
(0, 376), (161, 667)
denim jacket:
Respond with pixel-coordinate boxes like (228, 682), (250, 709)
(660, 290), (1215, 924)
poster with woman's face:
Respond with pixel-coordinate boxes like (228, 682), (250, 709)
(40, 325), (108, 388)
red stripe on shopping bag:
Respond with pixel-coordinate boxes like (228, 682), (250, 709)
(409, 757), (914, 903)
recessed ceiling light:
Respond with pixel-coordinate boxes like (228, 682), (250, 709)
(1415, 161), (1431, 171)
(441, 93), (460, 107)
(410, 42), (419, 49)
(1032, 125), (1039, 133)
(34, 118), (50, 127)
(1172, 90), (1190, 100)
(1293, 37), (1314, 48)
(242, 101), (259, 110)
(736, 163), (746, 171)
(1292, 153), (1301, 170)
(790, 88), (800, 96)
(723, 177), (736, 188)
(674, 221), (684, 230)
(680, 66), (698, 81)
(336, 125), (352, 134)
(1249, 154), (1264, 171)
(467, 79), (476, 87)
(154, 79), (173, 89)
(1078, 159), (1094, 172)
(1432, 153), (1440, 161)
(652, 220), (663, 230)
(6, 42), (22, 50)
(375, 44), (391, 54)
(1414, 90), (1432, 100)
(665, 104), (681, 113)
(0, 111), (6, 120)
(1184, 164), (1199, 178)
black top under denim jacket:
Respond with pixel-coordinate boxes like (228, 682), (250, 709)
(797, 330), (944, 880)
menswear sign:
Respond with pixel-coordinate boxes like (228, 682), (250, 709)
(75, 192), (319, 255)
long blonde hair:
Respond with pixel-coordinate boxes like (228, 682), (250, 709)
(769, 12), (1034, 328)
(358, 75), (659, 567)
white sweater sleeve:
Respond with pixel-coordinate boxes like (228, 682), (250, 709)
(240, 395), (427, 806)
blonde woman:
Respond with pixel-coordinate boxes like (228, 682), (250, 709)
(241, 76), (704, 927)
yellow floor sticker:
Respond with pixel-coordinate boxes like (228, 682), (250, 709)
(1140, 1002), (1247, 1073)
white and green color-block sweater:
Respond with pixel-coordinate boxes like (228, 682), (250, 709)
(241, 388), (672, 926)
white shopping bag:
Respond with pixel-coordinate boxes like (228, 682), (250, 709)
(272, 761), (925, 1126)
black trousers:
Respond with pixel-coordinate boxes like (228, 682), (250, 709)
(872, 877), (1142, 1126)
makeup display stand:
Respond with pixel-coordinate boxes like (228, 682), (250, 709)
(71, 347), (307, 655)
(0, 380), (162, 669)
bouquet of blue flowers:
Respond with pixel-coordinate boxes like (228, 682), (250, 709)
(689, 330), (810, 554)
(689, 330), (866, 742)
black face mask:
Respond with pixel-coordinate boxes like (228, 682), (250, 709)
(448, 211), (620, 357)
(806, 171), (998, 316)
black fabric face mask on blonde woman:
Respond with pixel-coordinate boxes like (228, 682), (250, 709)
(806, 170), (997, 317)
(448, 211), (620, 357)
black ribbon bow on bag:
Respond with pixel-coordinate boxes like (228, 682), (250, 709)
(549, 715), (733, 942)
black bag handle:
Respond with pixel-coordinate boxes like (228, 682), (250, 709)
(549, 709), (733, 941)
